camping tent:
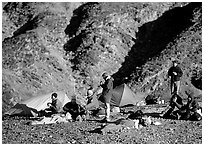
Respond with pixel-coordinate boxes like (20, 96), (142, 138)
(98, 84), (145, 107)
(110, 84), (144, 107)
(95, 84), (145, 116)
(4, 91), (71, 117)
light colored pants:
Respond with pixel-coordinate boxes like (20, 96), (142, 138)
(105, 103), (110, 120)
(171, 81), (181, 94)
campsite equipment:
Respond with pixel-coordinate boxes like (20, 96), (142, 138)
(4, 91), (71, 117)
(152, 121), (162, 125)
(111, 106), (120, 113)
(145, 95), (160, 105)
(31, 114), (70, 125)
(128, 110), (144, 120)
(110, 84), (145, 107)
(133, 119), (140, 129)
(89, 83), (145, 112)
(93, 84), (146, 116)
(141, 116), (152, 126)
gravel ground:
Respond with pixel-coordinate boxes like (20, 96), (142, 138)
(2, 105), (202, 144)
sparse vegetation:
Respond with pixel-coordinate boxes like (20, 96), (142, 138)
(2, 2), (202, 144)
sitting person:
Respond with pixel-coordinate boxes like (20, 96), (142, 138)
(38, 93), (62, 117)
(175, 91), (202, 121)
(160, 93), (183, 119)
(85, 88), (101, 118)
(86, 89), (100, 111)
(63, 98), (86, 121)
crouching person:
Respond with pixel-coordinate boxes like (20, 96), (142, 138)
(63, 98), (87, 122)
(85, 88), (100, 116)
(160, 93), (183, 119)
(177, 91), (202, 121)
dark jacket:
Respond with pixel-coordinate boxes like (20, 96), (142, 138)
(101, 77), (114, 95)
(63, 102), (86, 119)
(170, 93), (183, 108)
(179, 97), (201, 120)
(168, 66), (183, 81)
(184, 97), (200, 112)
(100, 77), (114, 103)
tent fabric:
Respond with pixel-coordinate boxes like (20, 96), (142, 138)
(97, 84), (144, 107)
(4, 91), (71, 117)
(110, 84), (144, 107)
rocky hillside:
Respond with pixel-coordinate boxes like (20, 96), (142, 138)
(2, 2), (202, 113)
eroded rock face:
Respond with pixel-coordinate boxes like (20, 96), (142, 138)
(64, 2), (189, 87)
(2, 2), (201, 113)
(2, 2), (82, 112)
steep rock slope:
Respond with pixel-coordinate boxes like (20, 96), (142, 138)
(116, 2), (202, 100)
(64, 2), (189, 88)
(2, 2), (83, 112)
(2, 2), (201, 113)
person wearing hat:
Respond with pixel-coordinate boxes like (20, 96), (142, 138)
(85, 88), (100, 111)
(168, 60), (183, 95)
(99, 72), (114, 122)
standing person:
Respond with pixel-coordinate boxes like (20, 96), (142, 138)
(99, 72), (114, 122)
(168, 60), (183, 95)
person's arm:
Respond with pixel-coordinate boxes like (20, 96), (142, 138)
(52, 105), (58, 112)
(177, 67), (183, 77)
(106, 78), (113, 93)
(77, 104), (86, 115)
(173, 101), (182, 109)
(172, 96), (182, 109)
(63, 103), (70, 112)
(86, 99), (94, 109)
(189, 100), (200, 112)
(168, 68), (173, 78)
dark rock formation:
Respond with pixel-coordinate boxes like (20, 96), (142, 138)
(2, 2), (202, 113)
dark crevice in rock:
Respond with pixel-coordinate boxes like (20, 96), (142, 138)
(12, 15), (42, 37)
(64, 2), (99, 37)
(64, 33), (87, 52)
(191, 77), (202, 90)
(112, 2), (201, 86)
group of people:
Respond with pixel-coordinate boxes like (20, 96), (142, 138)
(35, 93), (87, 121)
(33, 72), (114, 122)
(34, 60), (201, 122)
(160, 60), (202, 121)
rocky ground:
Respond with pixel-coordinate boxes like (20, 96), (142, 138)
(2, 105), (202, 144)
(2, 2), (202, 144)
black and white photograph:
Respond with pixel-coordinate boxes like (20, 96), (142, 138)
(1, 1), (202, 144)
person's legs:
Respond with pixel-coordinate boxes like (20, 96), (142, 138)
(105, 102), (111, 121)
(175, 81), (181, 94)
(190, 112), (202, 121)
(170, 81), (174, 95)
(162, 107), (174, 118)
(171, 81), (177, 95)
(181, 109), (191, 120)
